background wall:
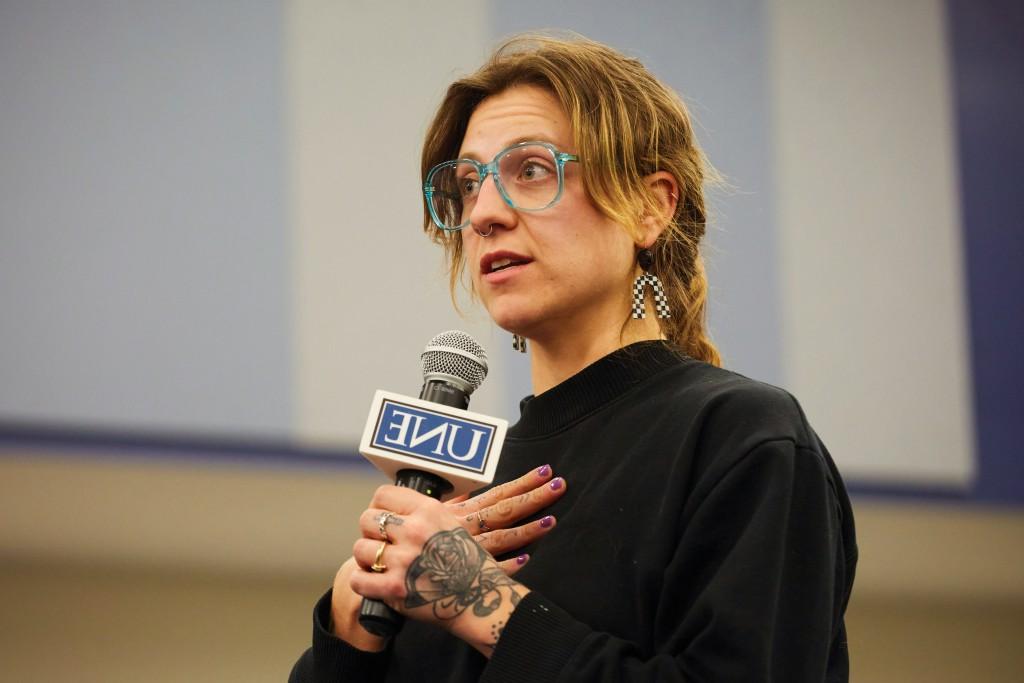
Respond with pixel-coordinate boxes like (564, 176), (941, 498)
(0, 0), (291, 437)
(1, 0), (1021, 681)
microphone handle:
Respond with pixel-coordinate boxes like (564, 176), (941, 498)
(357, 377), (464, 638)
(357, 469), (453, 637)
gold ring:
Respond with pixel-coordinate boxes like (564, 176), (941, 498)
(476, 512), (493, 533)
(378, 511), (394, 543)
(370, 541), (387, 573)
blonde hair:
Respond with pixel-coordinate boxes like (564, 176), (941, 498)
(421, 34), (721, 366)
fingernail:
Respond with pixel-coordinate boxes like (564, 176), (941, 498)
(539, 515), (554, 528)
(549, 477), (564, 491)
(536, 464), (551, 477)
(516, 554), (529, 565)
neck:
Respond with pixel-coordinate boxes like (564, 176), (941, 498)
(528, 316), (664, 395)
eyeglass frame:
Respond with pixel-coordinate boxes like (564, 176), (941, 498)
(423, 141), (580, 233)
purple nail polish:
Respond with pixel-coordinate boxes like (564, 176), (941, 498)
(516, 554), (529, 565)
(540, 515), (554, 528)
(549, 477), (564, 491)
(537, 464), (551, 477)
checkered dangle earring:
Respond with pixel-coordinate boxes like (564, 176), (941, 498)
(512, 334), (527, 353)
(631, 248), (671, 319)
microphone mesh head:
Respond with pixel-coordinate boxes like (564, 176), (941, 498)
(421, 330), (488, 394)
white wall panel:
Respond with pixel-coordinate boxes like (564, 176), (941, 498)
(771, 0), (974, 485)
(287, 1), (504, 446)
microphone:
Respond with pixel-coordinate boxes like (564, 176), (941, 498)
(357, 331), (508, 638)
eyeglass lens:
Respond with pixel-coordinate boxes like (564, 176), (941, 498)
(429, 144), (562, 230)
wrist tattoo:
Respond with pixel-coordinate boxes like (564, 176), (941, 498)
(488, 619), (506, 651)
(405, 528), (522, 622)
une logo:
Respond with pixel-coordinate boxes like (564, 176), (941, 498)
(373, 400), (492, 471)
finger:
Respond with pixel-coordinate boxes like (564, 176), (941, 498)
(352, 537), (410, 575)
(465, 477), (566, 533)
(450, 464), (553, 515)
(370, 484), (444, 515)
(496, 554), (530, 577)
(359, 508), (408, 542)
(348, 552), (403, 610)
(352, 537), (383, 572)
(475, 515), (556, 556)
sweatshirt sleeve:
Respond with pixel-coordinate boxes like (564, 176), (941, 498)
(481, 438), (851, 682)
(288, 589), (390, 683)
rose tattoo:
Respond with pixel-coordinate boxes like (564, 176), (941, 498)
(404, 527), (522, 622)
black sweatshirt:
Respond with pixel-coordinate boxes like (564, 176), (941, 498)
(290, 341), (857, 682)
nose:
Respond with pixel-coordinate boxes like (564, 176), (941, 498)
(467, 171), (517, 236)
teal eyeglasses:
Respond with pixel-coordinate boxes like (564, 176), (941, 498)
(423, 141), (579, 232)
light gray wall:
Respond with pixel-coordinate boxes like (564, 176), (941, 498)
(285, 0), (501, 446)
(0, 1), (290, 436)
(771, 0), (973, 485)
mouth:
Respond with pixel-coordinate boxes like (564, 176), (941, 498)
(481, 251), (533, 275)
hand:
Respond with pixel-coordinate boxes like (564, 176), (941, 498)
(329, 465), (566, 651)
(349, 466), (567, 654)
(350, 487), (523, 655)
(446, 463), (566, 571)
(329, 557), (387, 652)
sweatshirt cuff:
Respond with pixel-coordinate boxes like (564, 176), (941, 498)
(310, 589), (389, 679)
(483, 590), (591, 682)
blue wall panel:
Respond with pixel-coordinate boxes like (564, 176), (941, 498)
(947, 0), (1024, 504)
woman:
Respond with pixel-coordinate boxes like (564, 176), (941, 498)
(292, 35), (856, 682)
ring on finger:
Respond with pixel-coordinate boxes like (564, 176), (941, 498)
(476, 511), (493, 533)
(378, 511), (396, 543)
(370, 541), (388, 573)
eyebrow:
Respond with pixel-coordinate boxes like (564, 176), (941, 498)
(458, 134), (564, 161)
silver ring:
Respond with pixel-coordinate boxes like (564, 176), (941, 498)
(474, 223), (495, 237)
(378, 511), (395, 543)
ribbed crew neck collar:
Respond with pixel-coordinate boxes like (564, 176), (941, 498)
(509, 341), (687, 439)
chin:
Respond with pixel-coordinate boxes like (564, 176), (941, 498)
(485, 301), (539, 336)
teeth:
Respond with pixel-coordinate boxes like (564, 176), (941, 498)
(490, 258), (513, 272)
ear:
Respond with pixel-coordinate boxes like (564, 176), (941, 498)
(638, 171), (679, 248)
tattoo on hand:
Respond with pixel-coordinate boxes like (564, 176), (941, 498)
(488, 619), (506, 651)
(495, 497), (515, 516)
(405, 528), (522, 622)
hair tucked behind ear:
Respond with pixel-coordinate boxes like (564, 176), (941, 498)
(421, 33), (721, 367)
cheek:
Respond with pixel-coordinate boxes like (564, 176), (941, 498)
(584, 223), (637, 275)
(459, 232), (481, 280)
(537, 207), (635, 281)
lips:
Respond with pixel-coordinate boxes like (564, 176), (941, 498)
(480, 250), (532, 275)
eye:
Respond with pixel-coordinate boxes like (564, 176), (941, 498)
(518, 159), (553, 182)
(453, 164), (480, 198)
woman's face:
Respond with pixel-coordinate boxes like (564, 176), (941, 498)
(458, 85), (636, 343)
